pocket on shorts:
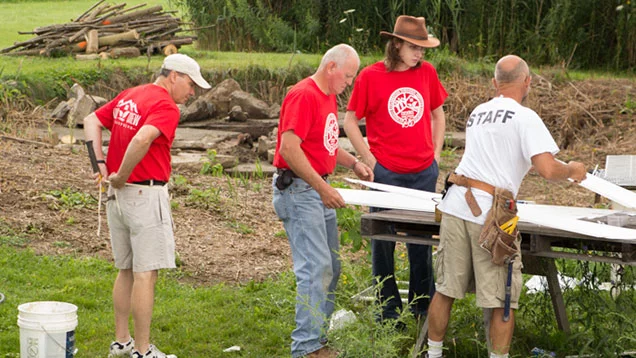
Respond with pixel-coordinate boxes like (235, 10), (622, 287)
(123, 194), (157, 228)
(158, 192), (173, 227)
(434, 246), (445, 285)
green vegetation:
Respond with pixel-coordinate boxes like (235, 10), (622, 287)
(200, 149), (225, 176)
(0, 241), (633, 356)
(175, 0), (636, 70)
(0, 0), (175, 49)
(0, 245), (296, 357)
(41, 187), (97, 211)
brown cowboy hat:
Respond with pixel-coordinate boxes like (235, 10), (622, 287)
(380, 15), (440, 48)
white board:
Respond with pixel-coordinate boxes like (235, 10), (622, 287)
(342, 178), (636, 242)
(336, 188), (437, 212)
(575, 174), (636, 210)
(518, 204), (636, 241)
(344, 178), (442, 201)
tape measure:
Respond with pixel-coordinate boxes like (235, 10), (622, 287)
(500, 216), (519, 234)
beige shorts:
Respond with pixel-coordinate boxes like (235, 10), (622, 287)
(434, 213), (523, 309)
(107, 183), (176, 272)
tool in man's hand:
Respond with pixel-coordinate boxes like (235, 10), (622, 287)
(85, 140), (101, 177)
(85, 140), (106, 238)
(503, 256), (515, 322)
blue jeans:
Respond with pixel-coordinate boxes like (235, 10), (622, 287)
(371, 161), (438, 319)
(272, 176), (341, 358)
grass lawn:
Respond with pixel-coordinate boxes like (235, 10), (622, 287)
(0, 245), (296, 357)
(0, 0), (333, 77)
(0, 0), (176, 50)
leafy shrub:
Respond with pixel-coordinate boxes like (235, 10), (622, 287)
(42, 187), (97, 211)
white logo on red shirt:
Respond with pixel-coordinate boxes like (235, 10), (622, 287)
(113, 99), (141, 128)
(323, 113), (339, 156)
(388, 87), (424, 128)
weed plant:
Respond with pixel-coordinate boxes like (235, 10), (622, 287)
(42, 187), (97, 211)
(185, 187), (221, 210)
(200, 149), (224, 176)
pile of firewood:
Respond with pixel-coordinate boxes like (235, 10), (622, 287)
(0, 0), (198, 59)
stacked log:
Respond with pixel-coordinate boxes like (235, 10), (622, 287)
(0, 1), (197, 58)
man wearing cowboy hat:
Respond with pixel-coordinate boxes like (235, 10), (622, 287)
(344, 15), (447, 326)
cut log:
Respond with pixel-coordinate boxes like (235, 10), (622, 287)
(106, 5), (163, 24)
(109, 47), (141, 58)
(86, 30), (99, 53)
(76, 53), (101, 60)
(162, 44), (177, 56)
(1, 2), (197, 56)
(153, 37), (193, 48)
(180, 119), (280, 140)
(72, 41), (88, 52)
(45, 37), (69, 50)
(74, 0), (106, 22)
(68, 27), (89, 43)
(83, 3), (110, 22)
(98, 30), (139, 46)
(4, 49), (42, 56)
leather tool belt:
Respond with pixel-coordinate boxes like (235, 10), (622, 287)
(478, 187), (520, 265)
(448, 173), (495, 217)
(448, 173), (519, 265)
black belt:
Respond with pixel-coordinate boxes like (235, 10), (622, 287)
(132, 180), (167, 186)
(276, 168), (328, 181)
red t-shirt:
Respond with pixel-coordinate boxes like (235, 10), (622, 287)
(273, 77), (339, 176)
(347, 61), (448, 173)
(95, 84), (179, 182)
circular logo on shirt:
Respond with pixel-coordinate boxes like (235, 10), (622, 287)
(323, 113), (339, 156)
(388, 87), (424, 128)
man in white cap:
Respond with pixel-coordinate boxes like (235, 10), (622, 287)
(83, 53), (210, 358)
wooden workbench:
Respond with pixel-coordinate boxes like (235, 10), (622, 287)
(360, 209), (636, 356)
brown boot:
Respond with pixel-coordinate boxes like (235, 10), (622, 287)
(306, 346), (339, 358)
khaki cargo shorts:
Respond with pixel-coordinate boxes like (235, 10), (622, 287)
(107, 183), (176, 272)
(434, 213), (523, 309)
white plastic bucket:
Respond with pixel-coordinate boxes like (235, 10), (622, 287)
(17, 301), (78, 358)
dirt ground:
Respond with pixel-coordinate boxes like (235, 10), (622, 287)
(0, 76), (634, 285)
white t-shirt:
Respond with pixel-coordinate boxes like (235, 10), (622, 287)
(437, 96), (559, 224)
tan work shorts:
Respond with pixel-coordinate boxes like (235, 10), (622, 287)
(434, 213), (523, 309)
(107, 183), (176, 272)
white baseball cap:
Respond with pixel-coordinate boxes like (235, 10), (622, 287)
(161, 53), (211, 89)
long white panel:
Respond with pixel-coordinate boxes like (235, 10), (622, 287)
(576, 174), (636, 210)
(518, 205), (636, 241)
(344, 178), (442, 201)
(336, 188), (437, 212)
(340, 180), (636, 242)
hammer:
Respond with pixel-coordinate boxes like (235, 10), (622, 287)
(503, 256), (515, 322)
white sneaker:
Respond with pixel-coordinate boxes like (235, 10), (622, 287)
(108, 337), (134, 357)
(132, 344), (177, 358)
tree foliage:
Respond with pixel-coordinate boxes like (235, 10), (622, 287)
(172, 0), (635, 70)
